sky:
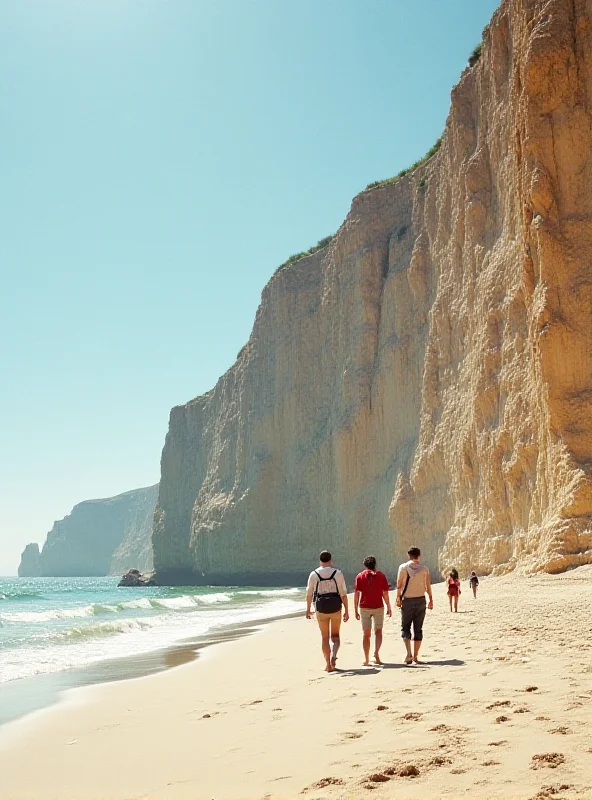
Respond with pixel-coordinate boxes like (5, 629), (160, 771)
(0, 0), (500, 575)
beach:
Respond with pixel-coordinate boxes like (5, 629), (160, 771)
(0, 568), (591, 800)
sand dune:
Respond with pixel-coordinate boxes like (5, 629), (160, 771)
(1, 569), (591, 800)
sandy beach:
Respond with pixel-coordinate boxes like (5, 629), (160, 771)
(1, 569), (591, 800)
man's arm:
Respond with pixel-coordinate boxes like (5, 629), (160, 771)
(426, 570), (433, 610)
(337, 572), (349, 621)
(354, 589), (361, 620)
(382, 589), (392, 616)
(305, 574), (315, 619)
(341, 591), (349, 622)
(395, 569), (405, 607)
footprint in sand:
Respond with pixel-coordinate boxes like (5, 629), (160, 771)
(302, 777), (345, 792)
(486, 700), (511, 710)
(531, 753), (565, 770)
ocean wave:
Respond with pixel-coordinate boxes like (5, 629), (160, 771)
(0, 590), (43, 602)
(56, 618), (155, 641)
(193, 592), (232, 604)
(149, 596), (199, 610)
(0, 605), (96, 623)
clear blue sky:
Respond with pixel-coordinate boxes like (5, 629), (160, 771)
(0, 0), (500, 574)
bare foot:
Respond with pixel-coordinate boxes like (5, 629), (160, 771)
(373, 656), (384, 665)
(327, 664), (336, 673)
(362, 661), (371, 667)
(331, 655), (338, 668)
(404, 655), (413, 665)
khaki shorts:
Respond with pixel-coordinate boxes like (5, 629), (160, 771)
(316, 610), (342, 622)
(360, 607), (384, 630)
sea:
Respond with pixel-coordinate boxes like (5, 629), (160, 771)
(0, 576), (306, 724)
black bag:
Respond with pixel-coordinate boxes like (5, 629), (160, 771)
(313, 569), (343, 614)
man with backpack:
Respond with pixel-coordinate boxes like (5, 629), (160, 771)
(306, 551), (349, 672)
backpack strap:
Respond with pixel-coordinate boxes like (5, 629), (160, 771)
(314, 569), (340, 599)
(400, 568), (411, 599)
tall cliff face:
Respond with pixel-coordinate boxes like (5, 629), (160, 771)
(18, 486), (158, 577)
(154, 0), (592, 585)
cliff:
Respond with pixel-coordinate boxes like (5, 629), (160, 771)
(153, 0), (592, 585)
(18, 486), (158, 577)
(17, 543), (41, 577)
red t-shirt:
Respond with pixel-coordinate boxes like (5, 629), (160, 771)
(354, 569), (389, 608)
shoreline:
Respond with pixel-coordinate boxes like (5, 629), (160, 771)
(0, 608), (304, 728)
(0, 570), (591, 800)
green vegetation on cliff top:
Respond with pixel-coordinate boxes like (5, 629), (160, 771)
(274, 235), (334, 275)
(365, 137), (442, 191)
(274, 40), (482, 276)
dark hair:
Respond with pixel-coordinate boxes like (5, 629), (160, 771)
(319, 550), (332, 563)
(449, 568), (459, 580)
(363, 555), (377, 570)
(407, 547), (421, 558)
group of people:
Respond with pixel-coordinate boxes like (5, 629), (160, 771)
(306, 548), (479, 672)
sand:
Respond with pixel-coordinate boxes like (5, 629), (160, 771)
(0, 568), (591, 800)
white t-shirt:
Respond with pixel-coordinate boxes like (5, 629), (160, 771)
(307, 566), (347, 598)
(397, 560), (428, 599)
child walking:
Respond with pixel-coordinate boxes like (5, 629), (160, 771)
(469, 571), (479, 599)
(447, 568), (461, 612)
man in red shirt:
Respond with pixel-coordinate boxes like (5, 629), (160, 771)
(354, 555), (392, 666)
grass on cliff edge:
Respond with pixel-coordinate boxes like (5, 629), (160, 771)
(274, 234), (334, 275)
(364, 40), (482, 193)
(468, 43), (482, 67)
(365, 137), (442, 191)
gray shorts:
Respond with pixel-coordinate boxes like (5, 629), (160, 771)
(400, 597), (426, 640)
(360, 607), (384, 630)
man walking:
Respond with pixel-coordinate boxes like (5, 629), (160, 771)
(396, 546), (433, 664)
(354, 555), (392, 666)
(306, 551), (349, 672)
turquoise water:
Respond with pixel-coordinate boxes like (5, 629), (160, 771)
(0, 576), (305, 684)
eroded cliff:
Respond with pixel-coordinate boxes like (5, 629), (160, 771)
(154, 0), (592, 584)
(19, 486), (158, 577)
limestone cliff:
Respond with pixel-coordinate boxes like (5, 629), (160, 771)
(19, 486), (158, 577)
(154, 0), (592, 584)
(17, 543), (41, 577)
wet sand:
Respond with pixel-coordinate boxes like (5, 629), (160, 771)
(0, 569), (591, 800)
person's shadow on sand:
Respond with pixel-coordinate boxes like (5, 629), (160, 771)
(334, 659), (464, 675)
(335, 667), (381, 676)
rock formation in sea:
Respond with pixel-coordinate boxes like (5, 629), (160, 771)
(17, 543), (41, 577)
(18, 485), (158, 577)
(153, 0), (592, 585)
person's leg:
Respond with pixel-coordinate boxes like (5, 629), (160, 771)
(472, 585), (477, 599)
(316, 614), (332, 671)
(412, 600), (427, 662)
(448, 593), (453, 611)
(360, 608), (372, 665)
(401, 601), (413, 663)
(373, 609), (385, 664)
(329, 612), (342, 669)
(362, 628), (371, 665)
